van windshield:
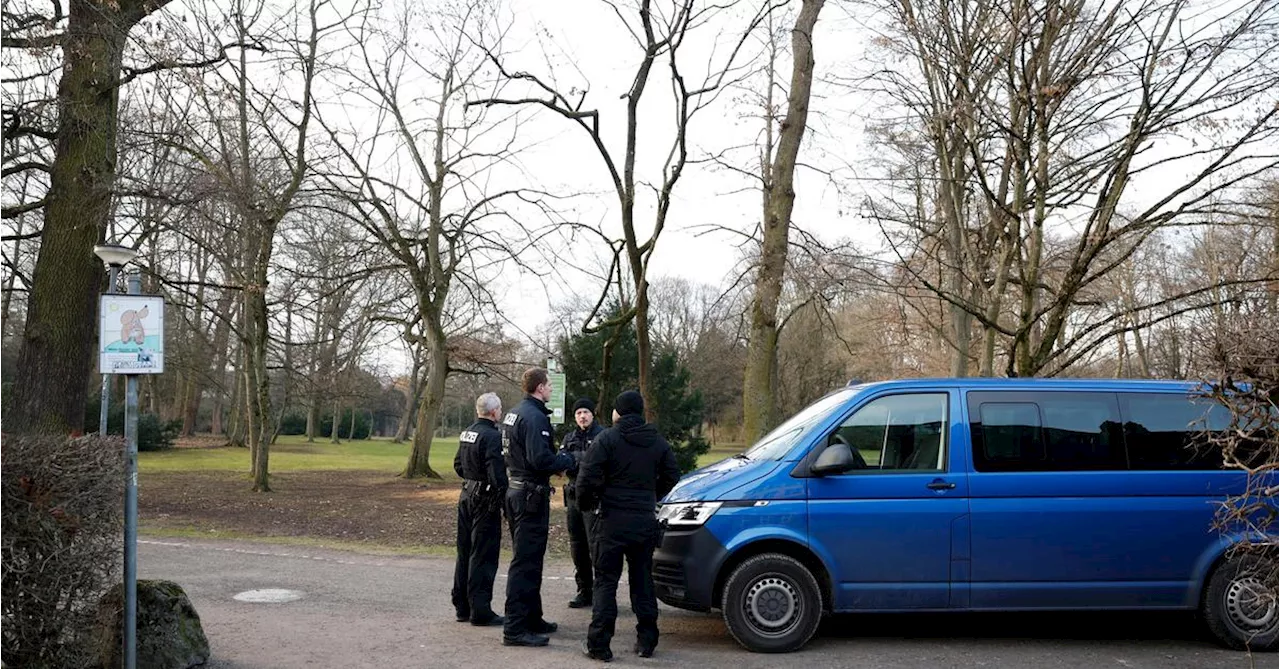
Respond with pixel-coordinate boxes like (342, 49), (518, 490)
(740, 388), (856, 461)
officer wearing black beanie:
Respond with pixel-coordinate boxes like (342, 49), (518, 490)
(558, 396), (603, 608)
(576, 390), (681, 662)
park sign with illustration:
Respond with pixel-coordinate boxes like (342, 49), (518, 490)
(99, 295), (165, 374)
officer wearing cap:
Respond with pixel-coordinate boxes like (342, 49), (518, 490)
(559, 397), (604, 609)
(500, 368), (577, 647)
(451, 392), (507, 626)
(576, 390), (681, 662)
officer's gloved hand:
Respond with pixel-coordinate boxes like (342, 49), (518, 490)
(560, 448), (581, 474)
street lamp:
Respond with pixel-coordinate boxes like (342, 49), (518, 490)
(96, 242), (143, 669)
(94, 243), (138, 435)
(93, 243), (139, 270)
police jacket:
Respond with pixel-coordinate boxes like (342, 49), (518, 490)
(502, 396), (575, 486)
(454, 417), (508, 491)
(561, 422), (603, 482)
(576, 414), (681, 515)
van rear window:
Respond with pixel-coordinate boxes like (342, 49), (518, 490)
(969, 392), (1125, 472)
(968, 391), (1238, 472)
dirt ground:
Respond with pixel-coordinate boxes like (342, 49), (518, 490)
(140, 443), (573, 555)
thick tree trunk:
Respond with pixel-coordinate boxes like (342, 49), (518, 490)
(403, 332), (446, 479)
(742, 0), (824, 443)
(246, 249), (274, 492)
(9, 1), (151, 435)
(330, 398), (342, 444)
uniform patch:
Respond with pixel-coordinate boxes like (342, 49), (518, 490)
(503, 413), (518, 426)
(460, 430), (478, 443)
(541, 431), (550, 437)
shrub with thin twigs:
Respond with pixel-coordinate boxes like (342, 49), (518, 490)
(1197, 295), (1278, 598)
(2, 435), (124, 669)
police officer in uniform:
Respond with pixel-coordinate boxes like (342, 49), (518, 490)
(451, 392), (507, 626)
(577, 390), (681, 662)
(560, 397), (604, 609)
(500, 368), (577, 647)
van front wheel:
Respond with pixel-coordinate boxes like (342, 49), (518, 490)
(721, 553), (823, 653)
(1202, 553), (1278, 652)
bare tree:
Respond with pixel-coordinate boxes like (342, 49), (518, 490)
(470, 0), (778, 421)
(862, 0), (1277, 378)
(3, 0), (187, 433)
(742, 0), (825, 441)
(155, 0), (337, 490)
(318, 0), (540, 478)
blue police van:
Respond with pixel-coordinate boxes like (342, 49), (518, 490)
(653, 379), (1277, 653)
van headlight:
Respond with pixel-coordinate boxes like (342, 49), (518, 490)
(657, 501), (722, 527)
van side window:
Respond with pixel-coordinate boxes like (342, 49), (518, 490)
(829, 394), (947, 472)
(968, 392), (1124, 472)
(1119, 393), (1227, 470)
(976, 403), (1043, 466)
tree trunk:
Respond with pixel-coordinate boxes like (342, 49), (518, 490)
(403, 332), (446, 479)
(306, 403), (318, 442)
(393, 394), (414, 443)
(330, 398), (342, 444)
(225, 341), (247, 447)
(1115, 332), (1129, 377)
(1131, 320), (1151, 377)
(742, 0), (825, 443)
(0, 213), (24, 324)
(347, 404), (358, 440)
(207, 291), (235, 436)
(246, 253), (274, 492)
(180, 371), (201, 436)
(393, 351), (424, 443)
(8, 1), (154, 435)
(634, 282), (656, 422)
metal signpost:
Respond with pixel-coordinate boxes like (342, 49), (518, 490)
(94, 244), (139, 434)
(98, 266), (164, 669)
(546, 358), (566, 425)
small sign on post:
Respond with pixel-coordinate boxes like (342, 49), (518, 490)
(99, 295), (165, 374)
(546, 358), (566, 424)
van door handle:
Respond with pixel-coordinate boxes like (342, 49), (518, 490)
(926, 479), (956, 491)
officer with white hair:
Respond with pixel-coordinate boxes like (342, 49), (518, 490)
(451, 392), (508, 626)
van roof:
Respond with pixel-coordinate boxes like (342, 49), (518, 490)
(852, 378), (1202, 393)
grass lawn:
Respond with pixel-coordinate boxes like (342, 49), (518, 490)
(144, 435), (744, 474)
(696, 443), (744, 468)
(138, 434), (748, 555)
(140, 434), (460, 475)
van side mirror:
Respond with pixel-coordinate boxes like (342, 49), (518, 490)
(812, 443), (856, 476)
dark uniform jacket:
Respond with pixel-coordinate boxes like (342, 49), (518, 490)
(561, 422), (603, 482)
(454, 417), (508, 492)
(502, 396), (575, 486)
(577, 414), (681, 515)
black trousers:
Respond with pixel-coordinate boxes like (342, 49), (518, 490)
(565, 499), (594, 597)
(587, 510), (662, 653)
(502, 485), (551, 637)
(451, 490), (503, 622)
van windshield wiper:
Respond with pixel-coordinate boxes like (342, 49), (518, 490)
(732, 453), (751, 460)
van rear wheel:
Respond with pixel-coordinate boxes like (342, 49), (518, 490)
(721, 553), (822, 653)
(1202, 553), (1278, 652)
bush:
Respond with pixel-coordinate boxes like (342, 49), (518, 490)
(82, 400), (179, 452)
(277, 412), (308, 436)
(318, 409), (372, 440)
(2, 434), (124, 668)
